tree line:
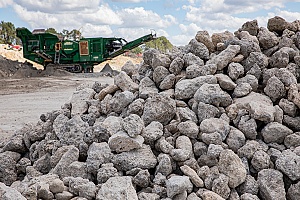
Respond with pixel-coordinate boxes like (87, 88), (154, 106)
(0, 21), (173, 53)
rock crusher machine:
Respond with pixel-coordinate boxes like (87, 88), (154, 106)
(16, 28), (156, 73)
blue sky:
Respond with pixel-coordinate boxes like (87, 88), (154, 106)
(1, 0), (300, 46)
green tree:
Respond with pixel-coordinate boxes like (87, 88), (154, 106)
(45, 27), (57, 34)
(61, 29), (81, 40)
(0, 21), (16, 44)
(131, 46), (143, 54)
(145, 36), (173, 53)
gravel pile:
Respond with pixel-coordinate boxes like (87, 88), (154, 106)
(0, 55), (72, 78)
(1, 16), (300, 200)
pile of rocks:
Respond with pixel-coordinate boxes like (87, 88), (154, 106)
(1, 16), (300, 200)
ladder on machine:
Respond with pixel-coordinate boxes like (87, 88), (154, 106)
(54, 50), (60, 64)
(54, 42), (61, 64)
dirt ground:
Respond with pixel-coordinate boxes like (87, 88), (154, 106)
(0, 73), (113, 143)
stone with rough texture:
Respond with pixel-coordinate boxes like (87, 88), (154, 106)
(160, 74), (176, 90)
(267, 16), (289, 33)
(177, 120), (199, 139)
(175, 75), (217, 100)
(261, 122), (293, 144)
(0, 151), (20, 186)
(239, 19), (259, 36)
(195, 30), (215, 52)
(264, 76), (285, 101)
(165, 175), (193, 198)
(251, 150), (270, 171)
(151, 53), (171, 69)
(50, 145), (79, 179)
(284, 132), (300, 149)
(169, 57), (184, 75)
(96, 176), (138, 200)
(121, 60), (138, 77)
(212, 174), (230, 199)
(97, 163), (118, 184)
(233, 82), (252, 98)
(287, 181), (300, 200)
(257, 27), (279, 50)
(183, 52), (204, 67)
(189, 38), (210, 60)
(200, 190), (225, 200)
(240, 193), (260, 200)
(200, 118), (230, 141)
(141, 121), (163, 144)
(153, 66), (170, 85)
(226, 127), (246, 152)
(207, 45), (240, 70)
(197, 102), (220, 123)
(108, 131), (144, 153)
(279, 98), (297, 117)
(111, 90), (135, 114)
(114, 71), (139, 92)
(228, 62), (244, 80)
(138, 192), (160, 200)
(122, 114), (144, 138)
(139, 77), (159, 99)
(0, 182), (26, 200)
(86, 142), (112, 175)
(142, 94), (176, 125)
(112, 145), (157, 171)
(156, 154), (173, 176)
(194, 83), (232, 107)
(49, 179), (64, 194)
(180, 165), (204, 187)
(275, 150), (300, 181)
(238, 175), (259, 195)
(215, 74), (237, 90)
(218, 149), (247, 188)
(238, 140), (262, 160)
(257, 169), (286, 200)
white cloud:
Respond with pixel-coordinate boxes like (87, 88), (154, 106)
(81, 24), (113, 37)
(170, 34), (194, 46)
(0, 0), (13, 8)
(115, 28), (167, 42)
(14, 0), (101, 13)
(78, 4), (123, 25)
(111, 0), (146, 2)
(117, 7), (177, 28)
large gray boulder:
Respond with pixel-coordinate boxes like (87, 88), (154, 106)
(194, 83), (232, 107)
(165, 175), (193, 198)
(142, 94), (176, 125)
(175, 75), (217, 100)
(257, 27), (279, 50)
(86, 142), (113, 175)
(0, 151), (20, 185)
(189, 38), (210, 60)
(218, 149), (247, 188)
(108, 131), (144, 153)
(276, 150), (300, 181)
(114, 71), (139, 92)
(0, 182), (26, 200)
(227, 92), (276, 123)
(96, 176), (138, 200)
(207, 45), (240, 70)
(257, 169), (286, 200)
(112, 145), (157, 171)
(261, 122), (293, 144)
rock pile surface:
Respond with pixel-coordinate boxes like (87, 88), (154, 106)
(1, 16), (300, 200)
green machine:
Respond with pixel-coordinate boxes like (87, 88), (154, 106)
(16, 28), (156, 72)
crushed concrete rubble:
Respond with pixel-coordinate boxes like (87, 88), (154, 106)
(0, 55), (72, 78)
(1, 16), (300, 199)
